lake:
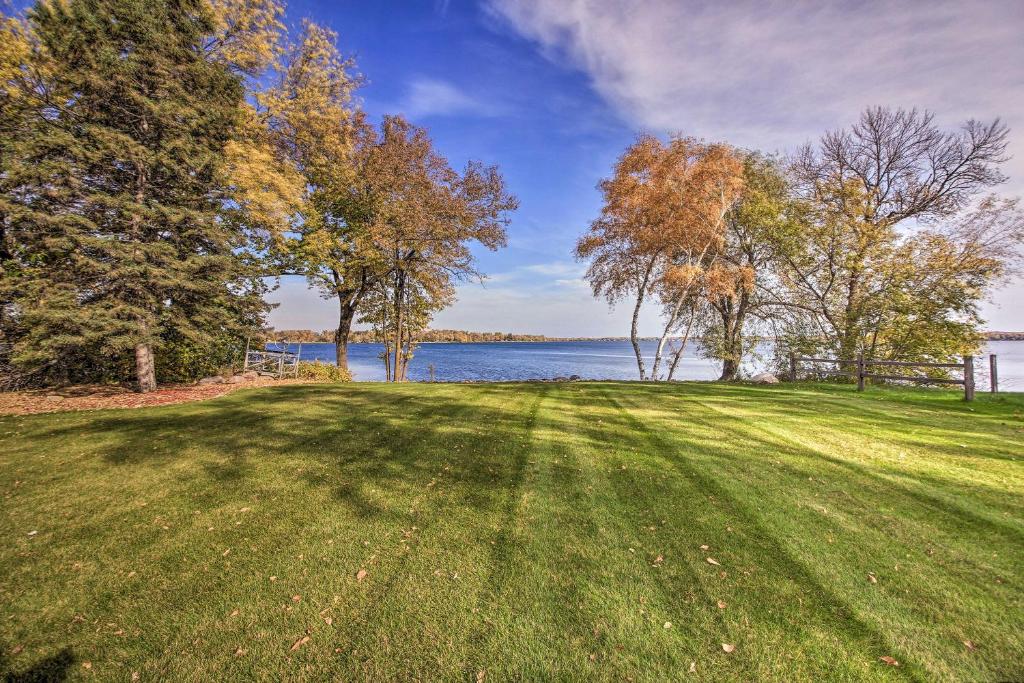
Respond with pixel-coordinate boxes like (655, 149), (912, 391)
(271, 339), (1024, 391)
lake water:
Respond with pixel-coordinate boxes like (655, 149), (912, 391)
(271, 339), (1024, 391)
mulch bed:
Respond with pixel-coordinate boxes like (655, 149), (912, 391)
(0, 378), (312, 416)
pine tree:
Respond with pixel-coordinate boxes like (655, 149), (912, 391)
(9, 0), (264, 390)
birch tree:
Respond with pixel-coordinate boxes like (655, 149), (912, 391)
(576, 135), (743, 380)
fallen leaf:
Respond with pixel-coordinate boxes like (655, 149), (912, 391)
(663, 622), (672, 629)
(706, 557), (720, 566)
(291, 595), (301, 603)
(879, 656), (899, 666)
(324, 617), (333, 626)
(356, 569), (368, 582)
(222, 549), (231, 557)
(689, 661), (696, 673)
(653, 554), (664, 565)
(476, 671), (486, 682)
(11, 644), (23, 655)
(230, 609), (239, 617)
(963, 640), (977, 651)
(722, 643), (735, 653)
(290, 635), (310, 652)
(717, 600), (727, 609)
(82, 662), (92, 669)
(588, 653), (596, 661)
(867, 573), (877, 584)
(234, 647), (245, 657)
(700, 544), (709, 551)
(269, 576), (277, 582)
(239, 507), (251, 512)
(132, 672), (140, 681)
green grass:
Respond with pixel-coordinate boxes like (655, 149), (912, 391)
(1, 382), (1022, 681)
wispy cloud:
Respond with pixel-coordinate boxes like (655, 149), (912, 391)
(521, 260), (583, 277)
(486, 0), (1024, 191)
(397, 77), (501, 119)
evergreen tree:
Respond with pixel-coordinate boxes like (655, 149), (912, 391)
(9, 0), (264, 390)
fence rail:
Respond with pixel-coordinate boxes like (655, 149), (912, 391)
(789, 353), (998, 402)
(243, 339), (302, 379)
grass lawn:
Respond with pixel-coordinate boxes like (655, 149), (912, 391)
(1, 382), (1022, 681)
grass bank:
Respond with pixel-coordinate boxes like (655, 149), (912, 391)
(1, 382), (1021, 681)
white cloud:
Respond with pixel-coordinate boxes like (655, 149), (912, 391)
(397, 77), (500, 119)
(521, 260), (583, 277)
(486, 0), (1024, 192)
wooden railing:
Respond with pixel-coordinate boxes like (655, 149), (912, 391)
(789, 353), (999, 402)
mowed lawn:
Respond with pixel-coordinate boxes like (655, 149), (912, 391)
(1, 382), (1022, 682)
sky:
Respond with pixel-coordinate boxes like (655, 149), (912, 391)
(267, 0), (1024, 336)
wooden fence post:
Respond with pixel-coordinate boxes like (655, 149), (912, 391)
(789, 353), (797, 382)
(963, 355), (975, 401)
(243, 337), (250, 371)
(989, 354), (998, 394)
(856, 352), (865, 391)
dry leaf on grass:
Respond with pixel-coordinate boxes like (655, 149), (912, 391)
(234, 647), (245, 657)
(653, 554), (664, 565)
(356, 569), (367, 582)
(476, 670), (486, 682)
(706, 557), (720, 566)
(721, 643), (735, 653)
(663, 622), (672, 629)
(689, 661), (696, 673)
(878, 656), (899, 666)
(963, 640), (977, 651)
(867, 573), (877, 584)
(290, 636), (310, 652)
(699, 544), (709, 550)
(291, 595), (301, 603)
(324, 617), (333, 626)
(716, 600), (726, 609)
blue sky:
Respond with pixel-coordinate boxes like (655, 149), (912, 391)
(268, 0), (1024, 335)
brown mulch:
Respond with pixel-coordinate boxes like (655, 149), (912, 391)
(0, 378), (314, 416)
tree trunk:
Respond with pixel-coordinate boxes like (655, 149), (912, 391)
(392, 267), (406, 382)
(135, 343), (156, 392)
(630, 256), (657, 381)
(666, 306), (697, 382)
(652, 294), (685, 381)
(335, 298), (357, 372)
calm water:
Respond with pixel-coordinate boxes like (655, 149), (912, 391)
(270, 339), (1024, 390)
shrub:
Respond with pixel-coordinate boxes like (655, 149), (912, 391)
(297, 361), (352, 382)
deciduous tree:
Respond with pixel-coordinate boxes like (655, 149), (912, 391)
(782, 106), (1011, 363)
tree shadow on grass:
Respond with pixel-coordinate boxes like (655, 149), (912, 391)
(16, 384), (552, 524)
(0, 646), (75, 683)
(583, 385), (930, 677)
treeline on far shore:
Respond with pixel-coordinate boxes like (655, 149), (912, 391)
(269, 329), (577, 343)
(266, 329), (1024, 344)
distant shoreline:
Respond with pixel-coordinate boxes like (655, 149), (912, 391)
(268, 328), (1024, 344)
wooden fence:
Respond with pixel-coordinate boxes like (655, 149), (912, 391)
(789, 353), (999, 402)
